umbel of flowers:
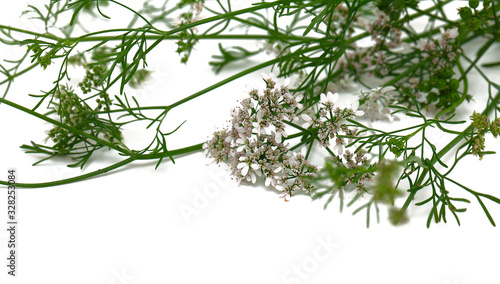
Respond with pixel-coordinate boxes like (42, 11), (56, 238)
(204, 74), (365, 199)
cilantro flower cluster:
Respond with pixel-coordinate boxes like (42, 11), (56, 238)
(204, 74), (316, 198)
(357, 86), (397, 122)
(301, 91), (364, 151)
(204, 74), (367, 199)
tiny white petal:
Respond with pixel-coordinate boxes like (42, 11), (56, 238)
(250, 172), (256, 183)
(251, 163), (260, 170)
(256, 109), (264, 120)
(301, 146), (307, 157)
(237, 163), (246, 169)
(448, 27), (459, 39)
(355, 110), (365, 116)
(301, 114), (311, 121)
(380, 86), (396, 93)
(275, 131), (282, 143)
(274, 167), (282, 173)
(241, 165), (249, 176)
(320, 93), (327, 104)
(351, 100), (360, 111)
(284, 77), (290, 86)
(329, 92), (339, 103)
(334, 144), (343, 155)
(295, 94), (303, 102)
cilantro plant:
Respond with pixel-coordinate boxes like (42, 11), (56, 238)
(1, 0), (500, 227)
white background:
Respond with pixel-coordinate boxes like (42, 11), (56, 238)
(1, 1), (500, 284)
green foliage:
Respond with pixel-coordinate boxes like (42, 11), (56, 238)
(0, 0), (499, 227)
(209, 44), (260, 74)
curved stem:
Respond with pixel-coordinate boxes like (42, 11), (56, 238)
(0, 143), (203, 188)
(0, 24), (60, 41)
(168, 44), (323, 108)
(395, 90), (500, 224)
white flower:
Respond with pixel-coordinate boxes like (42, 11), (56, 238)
(338, 74), (356, 90)
(333, 143), (343, 155)
(283, 77), (291, 87)
(235, 125), (246, 135)
(252, 109), (267, 135)
(320, 91), (339, 105)
(295, 94), (304, 109)
(356, 16), (369, 29)
(301, 114), (313, 128)
(261, 72), (277, 82)
(295, 94), (303, 102)
(236, 138), (247, 152)
(416, 38), (436, 51)
(441, 27), (459, 39)
(350, 100), (365, 116)
(372, 86), (396, 95)
(300, 146), (307, 157)
(265, 176), (277, 187)
(273, 129), (288, 143)
(275, 184), (285, 192)
(246, 172), (257, 183)
(237, 159), (260, 179)
(447, 27), (459, 39)
(202, 142), (209, 156)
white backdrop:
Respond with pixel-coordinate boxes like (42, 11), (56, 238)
(1, 1), (500, 284)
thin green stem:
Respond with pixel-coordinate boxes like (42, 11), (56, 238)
(395, 90), (500, 223)
(0, 24), (60, 41)
(0, 96), (128, 155)
(168, 44), (322, 109)
(0, 143), (203, 188)
(0, 62), (38, 88)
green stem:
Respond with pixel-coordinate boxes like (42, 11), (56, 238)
(0, 24), (60, 41)
(73, 34), (314, 42)
(0, 63), (38, 88)
(168, 58), (279, 109)
(168, 44), (323, 109)
(0, 96), (128, 155)
(0, 143), (203, 188)
(395, 90), (500, 224)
